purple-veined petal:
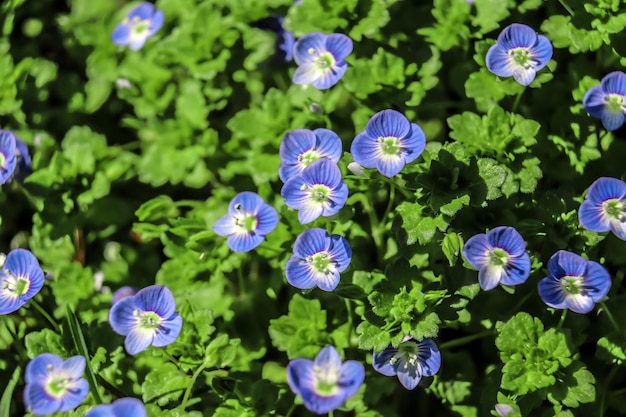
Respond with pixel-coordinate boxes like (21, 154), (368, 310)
(228, 191), (264, 215)
(462, 234), (492, 270)
(537, 277), (568, 309)
(111, 24), (131, 45)
(396, 364), (422, 390)
(281, 175), (308, 207)
(213, 214), (236, 236)
(299, 386), (347, 415)
(298, 200), (324, 224)
(583, 86), (607, 119)
(313, 128), (343, 162)
(58, 378), (89, 412)
(315, 270), (341, 291)
(301, 159), (343, 189)
(85, 405), (116, 417)
(293, 62), (323, 86)
(512, 66), (537, 87)
(112, 287), (138, 305)
(600, 108), (625, 131)
(151, 314), (182, 347)
(134, 285), (176, 317)
(325, 33), (353, 61)
(279, 163), (302, 183)
(312, 63), (347, 89)
(584, 261), (611, 302)
(227, 231), (264, 252)
(500, 252), (531, 286)
(372, 346), (398, 376)
(376, 155), (406, 178)
(293, 32), (327, 65)
(579, 200), (611, 232)
(280, 130), (317, 164)
(125, 329), (154, 355)
(3, 249), (45, 300)
(400, 123), (426, 164)
(279, 30), (296, 62)
(487, 226), (526, 256)
(547, 250), (586, 279)
(601, 71), (626, 96)
(109, 296), (139, 336)
(479, 265), (503, 291)
(497, 23), (537, 49)
(315, 345), (342, 369)
(25, 353), (63, 384)
(0, 288), (25, 315)
(327, 235), (352, 273)
(59, 356), (86, 379)
(586, 177), (626, 203)
(293, 228), (331, 258)
(287, 358), (315, 396)
(128, 36), (148, 51)
(530, 35), (553, 70)
(285, 258), (318, 289)
(609, 218), (626, 241)
(416, 339), (441, 377)
(324, 183), (348, 216)
(127, 3), (154, 20)
(147, 10), (164, 37)
(351, 132), (382, 169)
(495, 404), (516, 417)
(564, 294), (595, 314)
(365, 110), (411, 140)
(24, 383), (62, 415)
(486, 44), (515, 78)
(255, 203), (279, 236)
(337, 360), (365, 397)
(112, 398), (147, 417)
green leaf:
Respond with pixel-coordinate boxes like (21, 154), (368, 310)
(442, 232), (464, 266)
(25, 328), (67, 358)
(142, 362), (190, 406)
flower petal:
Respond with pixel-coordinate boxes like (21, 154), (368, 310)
(60, 356), (86, 379)
(227, 231), (265, 252)
(586, 177), (626, 203)
(497, 23), (537, 49)
(564, 294), (595, 314)
(365, 110), (411, 140)
(134, 285), (176, 317)
(151, 314), (183, 347)
(372, 346), (399, 376)
(601, 71), (626, 96)
(609, 218), (626, 241)
(462, 233), (492, 270)
(25, 353), (63, 384)
(530, 35), (553, 70)
(280, 130), (317, 165)
(584, 261), (611, 302)
(315, 270), (341, 291)
(324, 183), (348, 216)
(324, 33), (353, 61)
(286, 358), (315, 396)
(547, 250), (586, 279)
(337, 360), (365, 397)
(327, 235), (352, 273)
(109, 296), (139, 336)
(376, 155), (406, 178)
(293, 228), (331, 257)
(255, 203), (278, 236)
(213, 214), (236, 236)
(125, 329), (154, 355)
(579, 201), (611, 232)
(111, 24), (131, 45)
(537, 277), (568, 309)
(487, 226), (526, 256)
(351, 132), (382, 169)
(512, 66), (537, 86)
(58, 378), (89, 412)
(293, 32), (326, 65)
(600, 108), (625, 131)
(293, 62), (323, 86)
(500, 252), (531, 286)
(416, 339), (441, 377)
(583, 85), (607, 119)
(285, 258), (318, 290)
(313, 128), (343, 162)
(127, 3), (154, 20)
(229, 192), (264, 215)
(486, 44), (515, 78)
(112, 398), (147, 417)
(312, 63), (347, 89)
(397, 365), (422, 390)
(315, 345), (342, 369)
(147, 10), (164, 37)
(400, 123), (426, 164)
(24, 383), (62, 415)
(301, 159), (342, 189)
(479, 265), (503, 291)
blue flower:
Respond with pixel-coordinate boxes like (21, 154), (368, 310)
(538, 250), (611, 314)
(287, 345), (364, 415)
(582, 71), (626, 131)
(213, 192), (279, 252)
(285, 228), (351, 291)
(486, 23), (553, 86)
(351, 109), (426, 178)
(578, 177), (626, 240)
(293, 32), (353, 89)
(0, 130), (17, 184)
(253, 16), (295, 61)
(109, 285), (182, 355)
(462, 226), (531, 291)
(24, 353), (89, 415)
(279, 128), (342, 182)
(13, 136), (32, 183)
(0, 249), (45, 315)
(372, 336), (441, 390)
(85, 398), (146, 417)
(281, 159), (348, 224)
(111, 2), (164, 51)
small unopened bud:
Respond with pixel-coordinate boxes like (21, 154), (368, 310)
(347, 162), (366, 177)
(116, 78), (132, 89)
(309, 102), (324, 114)
(495, 404), (515, 417)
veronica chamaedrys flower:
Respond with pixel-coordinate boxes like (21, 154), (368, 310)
(111, 2), (164, 51)
(0, 249), (45, 315)
(372, 336), (441, 390)
(583, 71), (626, 131)
(85, 398), (146, 417)
(486, 23), (553, 86)
(579, 177), (626, 240)
(538, 250), (611, 314)
(293, 32), (353, 89)
(213, 192), (279, 252)
(279, 128), (342, 182)
(0, 130), (17, 184)
(13, 136), (31, 183)
(24, 354), (89, 415)
(281, 159), (348, 224)
(351, 109), (426, 178)
(109, 285), (182, 355)
(462, 226), (531, 291)
(285, 228), (351, 291)
(287, 346), (364, 415)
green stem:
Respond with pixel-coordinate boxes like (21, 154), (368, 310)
(439, 330), (494, 350)
(344, 299), (353, 346)
(381, 182), (396, 225)
(237, 266), (246, 296)
(379, 175), (412, 200)
(558, 0), (574, 15)
(557, 309), (567, 329)
(29, 299), (61, 333)
(600, 302), (620, 334)
(181, 362), (209, 410)
(359, 196), (384, 263)
(5, 319), (28, 361)
(285, 402), (297, 417)
(511, 88), (525, 113)
(328, 411), (334, 417)
(600, 365), (618, 417)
